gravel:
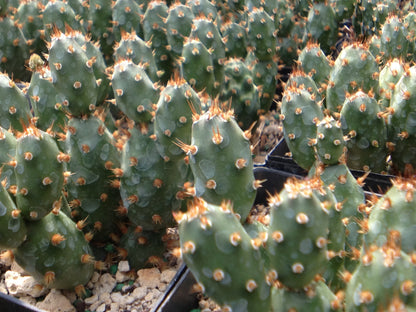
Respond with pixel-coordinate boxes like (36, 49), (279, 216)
(0, 256), (183, 312)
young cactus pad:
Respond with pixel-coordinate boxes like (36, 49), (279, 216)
(177, 198), (271, 312)
(15, 124), (66, 221)
(182, 103), (257, 223)
(14, 210), (95, 290)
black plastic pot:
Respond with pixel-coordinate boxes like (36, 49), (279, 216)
(266, 138), (395, 194)
(151, 264), (198, 312)
(0, 292), (45, 312)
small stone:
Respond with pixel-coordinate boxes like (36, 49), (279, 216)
(90, 272), (100, 283)
(110, 292), (123, 304)
(84, 294), (98, 305)
(110, 302), (120, 312)
(158, 283), (167, 292)
(137, 268), (161, 288)
(89, 301), (101, 312)
(145, 291), (154, 302)
(4, 271), (47, 297)
(115, 271), (129, 283)
(130, 286), (147, 300)
(123, 294), (136, 305)
(93, 273), (116, 296)
(96, 303), (106, 312)
(118, 261), (130, 273)
(160, 269), (177, 283)
(36, 289), (76, 312)
(99, 292), (112, 305)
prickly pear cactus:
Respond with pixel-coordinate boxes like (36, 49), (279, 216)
(190, 13), (226, 94)
(142, 0), (172, 84)
(112, 0), (144, 42)
(305, 2), (339, 55)
(326, 42), (379, 113)
(177, 199), (271, 312)
(0, 180), (27, 249)
(48, 29), (98, 117)
(184, 103), (257, 223)
(378, 58), (405, 109)
(0, 16), (30, 81)
(154, 75), (201, 162)
(41, 0), (84, 41)
(281, 86), (324, 170)
(340, 90), (388, 173)
(345, 232), (416, 311)
(64, 115), (122, 243)
(388, 65), (416, 175)
(309, 162), (366, 273)
(87, 0), (114, 61)
(266, 178), (329, 290)
(245, 52), (279, 114)
(14, 0), (47, 57)
(220, 58), (261, 130)
(119, 225), (169, 270)
(111, 59), (160, 127)
(271, 280), (341, 312)
(166, 2), (194, 59)
(297, 41), (332, 89)
(181, 37), (216, 96)
(247, 7), (277, 62)
(0, 73), (31, 132)
(14, 210), (95, 290)
(27, 55), (67, 134)
(113, 31), (159, 82)
(0, 126), (17, 191)
(222, 20), (248, 59)
(379, 14), (411, 63)
(314, 116), (346, 166)
(15, 124), (67, 221)
(120, 125), (187, 232)
(365, 177), (416, 254)
(285, 68), (323, 103)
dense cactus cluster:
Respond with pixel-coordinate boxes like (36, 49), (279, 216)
(0, 0), (416, 311)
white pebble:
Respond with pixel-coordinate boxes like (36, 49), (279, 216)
(84, 294), (98, 305)
(118, 261), (130, 273)
(96, 303), (106, 312)
(131, 286), (147, 300)
(137, 268), (161, 288)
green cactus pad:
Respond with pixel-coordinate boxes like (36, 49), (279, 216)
(48, 29), (98, 117)
(178, 199), (271, 312)
(0, 181), (27, 249)
(315, 116), (346, 166)
(0, 73), (32, 132)
(340, 90), (388, 173)
(14, 210), (95, 290)
(326, 42), (379, 113)
(266, 178), (329, 290)
(187, 104), (257, 222)
(15, 125), (65, 221)
(281, 86), (324, 170)
(154, 75), (201, 162)
(65, 115), (122, 243)
(111, 59), (160, 126)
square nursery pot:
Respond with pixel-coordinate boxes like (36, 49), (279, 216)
(266, 138), (395, 194)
